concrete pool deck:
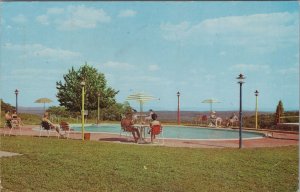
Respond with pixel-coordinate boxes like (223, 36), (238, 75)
(1, 125), (298, 148)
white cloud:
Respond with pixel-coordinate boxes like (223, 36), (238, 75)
(4, 68), (62, 81)
(12, 14), (27, 24)
(160, 21), (190, 41)
(36, 5), (111, 30)
(230, 64), (270, 72)
(3, 43), (81, 60)
(118, 9), (137, 18)
(161, 12), (298, 50)
(102, 61), (134, 69)
(47, 8), (64, 15)
(277, 65), (299, 75)
(148, 64), (159, 71)
(36, 15), (49, 25)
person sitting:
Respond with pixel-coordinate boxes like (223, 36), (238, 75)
(5, 110), (12, 128)
(120, 112), (140, 143)
(145, 109), (154, 123)
(209, 111), (217, 126)
(42, 112), (65, 137)
(11, 110), (23, 126)
(149, 113), (162, 143)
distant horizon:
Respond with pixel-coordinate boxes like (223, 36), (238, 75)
(15, 105), (298, 113)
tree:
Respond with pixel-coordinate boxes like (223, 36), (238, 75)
(56, 64), (119, 113)
(275, 100), (284, 124)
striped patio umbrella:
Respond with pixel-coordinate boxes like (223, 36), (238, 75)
(202, 98), (221, 112)
(126, 92), (158, 113)
(35, 98), (53, 112)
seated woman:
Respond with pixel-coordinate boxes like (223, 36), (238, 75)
(149, 113), (162, 143)
(11, 110), (23, 126)
(42, 112), (65, 137)
(120, 112), (140, 143)
(5, 110), (12, 128)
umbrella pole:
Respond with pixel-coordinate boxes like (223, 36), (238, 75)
(140, 101), (143, 123)
(44, 103), (46, 113)
(210, 103), (212, 113)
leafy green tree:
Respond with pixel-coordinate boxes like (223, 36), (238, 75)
(56, 64), (119, 113)
(47, 106), (71, 118)
(275, 100), (284, 124)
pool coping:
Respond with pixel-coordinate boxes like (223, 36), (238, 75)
(34, 124), (266, 141)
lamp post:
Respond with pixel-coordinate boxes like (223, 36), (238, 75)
(80, 80), (85, 141)
(177, 91), (180, 125)
(15, 89), (19, 113)
(97, 92), (100, 125)
(236, 74), (245, 149)
(255, 90), (259, 130)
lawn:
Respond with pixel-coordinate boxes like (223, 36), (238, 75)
(0, 136), (298, 192)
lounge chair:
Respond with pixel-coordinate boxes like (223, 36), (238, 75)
(59, 121), (72, 139)
(4, 119), (21, 136)
(120, 121), (131, 141)
(39, 121), (59, 138)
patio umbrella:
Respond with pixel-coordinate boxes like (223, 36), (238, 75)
(126, 92), (158, 118)
(202, 98), (221, 112)
(35, 98), (53, 112)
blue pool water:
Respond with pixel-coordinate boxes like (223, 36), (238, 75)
(71, 124), (264, 140)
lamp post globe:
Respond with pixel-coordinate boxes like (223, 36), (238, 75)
(236, 74), (245, 149)
(15, 89), (19, 113)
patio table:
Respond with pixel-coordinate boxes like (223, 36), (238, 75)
(133, 124), (149, 144)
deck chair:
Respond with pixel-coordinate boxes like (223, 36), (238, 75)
(120, 121), (131, 140)
(5, 119), (21, 136)
(39, 121), (59, 138)
(149, 125), (164, 144)
(59, 121), (72, 139)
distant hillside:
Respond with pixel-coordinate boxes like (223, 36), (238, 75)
(147, 110), (272, 123)
(18, 106), (273, 123)
(19, 107), (45, 116)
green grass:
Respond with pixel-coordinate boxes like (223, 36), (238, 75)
(0, 136), (298, 192)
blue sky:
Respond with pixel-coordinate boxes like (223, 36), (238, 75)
(0, 2), (299, 112)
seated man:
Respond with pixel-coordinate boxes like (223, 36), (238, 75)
(121, 112), (140, 143)
(42, 112), (65, 137)
(149, 113), (162, 143)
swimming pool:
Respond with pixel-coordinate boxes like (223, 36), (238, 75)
(71, 124), (264, 140)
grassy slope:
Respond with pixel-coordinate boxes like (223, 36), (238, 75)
(0, 136), (298, 192)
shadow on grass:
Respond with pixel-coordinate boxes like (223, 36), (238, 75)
(98, 137), (135, 143)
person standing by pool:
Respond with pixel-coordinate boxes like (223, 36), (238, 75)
(121, 112), (140, 143)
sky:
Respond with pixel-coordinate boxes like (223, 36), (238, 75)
(0, 2), (299, 112)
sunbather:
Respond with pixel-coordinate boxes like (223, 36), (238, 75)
(42, 113), (65, 137)
(121, 112), (140, 143)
